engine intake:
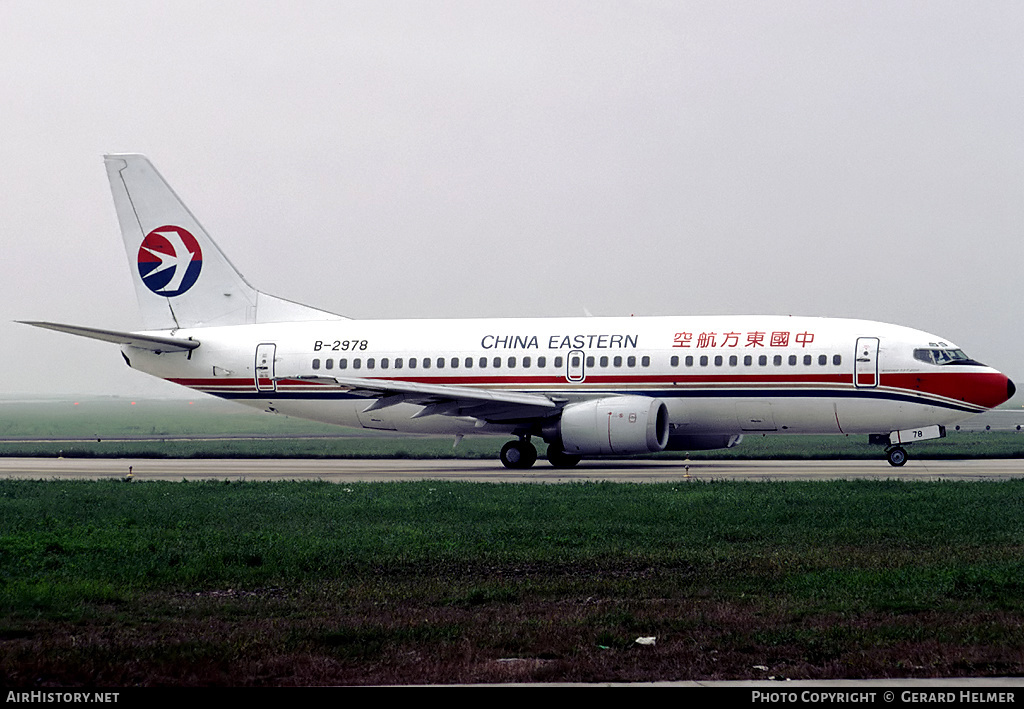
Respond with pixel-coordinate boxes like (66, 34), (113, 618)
(557, 396), (669, 456)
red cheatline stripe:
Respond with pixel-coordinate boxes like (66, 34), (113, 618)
(164, 370), (1002, 408)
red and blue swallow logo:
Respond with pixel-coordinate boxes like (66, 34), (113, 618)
(137, 226), (203, 297)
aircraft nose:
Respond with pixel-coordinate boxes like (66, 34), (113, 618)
(960, 372), (1018, 409)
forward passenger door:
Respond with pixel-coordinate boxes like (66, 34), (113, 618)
(855, 337), (880, 388)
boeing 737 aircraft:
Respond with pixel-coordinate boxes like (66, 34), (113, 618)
(22, 155), (1016, 467)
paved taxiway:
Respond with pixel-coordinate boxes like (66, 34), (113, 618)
(1, 457), (1022, 482)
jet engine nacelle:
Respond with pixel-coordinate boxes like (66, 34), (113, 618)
(557, 396), (669, 455)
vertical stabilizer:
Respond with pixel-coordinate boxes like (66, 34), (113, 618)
(104, 154), (343, 329)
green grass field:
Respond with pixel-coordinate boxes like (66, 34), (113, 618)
(3, 478), (1024, 684)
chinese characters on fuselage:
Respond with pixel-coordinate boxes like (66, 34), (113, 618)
(673, 331), (815, 349)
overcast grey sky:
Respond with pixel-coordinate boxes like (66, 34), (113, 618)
(2, 1), (1022, 399)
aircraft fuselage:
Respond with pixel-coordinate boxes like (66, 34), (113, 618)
(124, 314), (1013, 443)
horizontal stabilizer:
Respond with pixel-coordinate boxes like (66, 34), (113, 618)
(19, 321), (199, 353)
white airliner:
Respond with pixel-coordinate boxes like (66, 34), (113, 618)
(22, 154), (1016, 468)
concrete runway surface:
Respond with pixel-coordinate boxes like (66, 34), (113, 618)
(0, 457), (1022, 482)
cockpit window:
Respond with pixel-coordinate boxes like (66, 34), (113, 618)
(913, 348), (983, 366)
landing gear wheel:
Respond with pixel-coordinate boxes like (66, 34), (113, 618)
(500, 439), (537, 469)
(886, 446), (908, 467)
(547, 444), (582, 469)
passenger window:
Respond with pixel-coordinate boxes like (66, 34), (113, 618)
(436, 358), (444, 369)
(451, 357), (459, 368)
(538, 357), (547, 368)
(773, 355), (782, 366)
(409, 358), (417, 369)
(381, 358), (389, 369)
(744, 355), (752, 366)
(395, 358), (403, 369)
(493, 357), (501, 368)
(586, 356), (595, 367)
(818, 355), (827, 366)
(803, 355), (812, 366)
(465, 357), (473, 368)
(523, 357), (531, 368)
(325, 359), (334, 370)
(642, 356), (650, 367)
(833, 354), (842, 366)
(367, 358), (376, 370)
(554, 356), (563, 368)
(353, 359), (362, 369)
(729, 355), (738, 366)
(508, 356), (517, 368)
(759, 355), (768, 366)
(714, 355), (723, 366)
(312, 359), (321, 370)
(422, 358), (430, 369)
(788, 355), (797, 366)
(479, 357), (487, 368)
(339, 359), (347, 370)
(670, 355), (679, 367)
(627, 356), (636, 367)
(685, 356), (694, 367)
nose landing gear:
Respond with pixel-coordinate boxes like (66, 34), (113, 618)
(873, 425), (945, 467)
(885, 446), (908, 467)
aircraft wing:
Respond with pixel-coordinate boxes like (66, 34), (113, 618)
(18, 321), (199, 353)
(292, 375), (559, 422)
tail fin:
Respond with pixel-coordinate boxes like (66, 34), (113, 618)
(104, 154), (343, 329)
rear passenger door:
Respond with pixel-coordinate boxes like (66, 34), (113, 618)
(255, 343), (277, 392)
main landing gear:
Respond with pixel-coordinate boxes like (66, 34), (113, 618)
(546, 444), (582, 469)
(500, 438), (537, 469)
(499, 438), (583, 469)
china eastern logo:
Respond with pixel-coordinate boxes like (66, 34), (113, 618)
(137, 226), (203, 296)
